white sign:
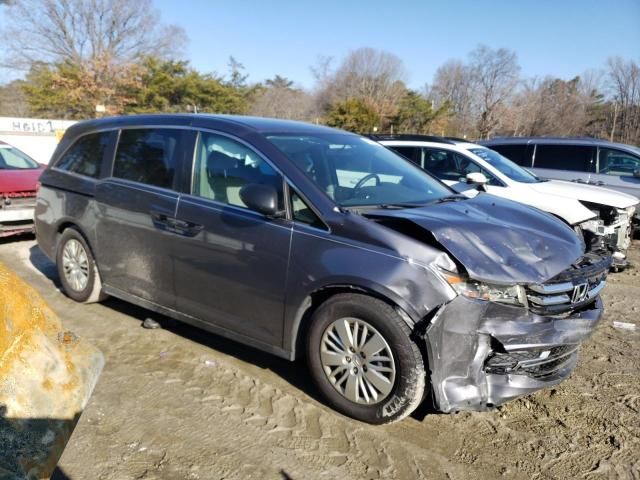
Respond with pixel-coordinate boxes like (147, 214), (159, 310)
(0, 116), (76, 135)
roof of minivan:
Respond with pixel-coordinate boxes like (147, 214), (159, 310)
(63, 114), (346, 137)
(480, 136), (640, 152)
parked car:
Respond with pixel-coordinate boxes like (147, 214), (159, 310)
(0, 141), (45, 237)
(36, 115), (610, 424)
(478, 137), (640, 221)
(377, 135), (638, 270)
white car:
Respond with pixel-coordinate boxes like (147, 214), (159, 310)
(377, 136), (639, 270)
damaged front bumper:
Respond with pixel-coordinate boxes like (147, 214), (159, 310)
(424, 295), (603, 412)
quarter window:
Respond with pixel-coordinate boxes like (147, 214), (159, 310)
(192, 132), (284, 211)
(598, 148), (640, 176)
(291, 190), (325, 229)
(113, 129), (183, 188)
(56, 132), (111, 178)
(534, 145), (595, 172)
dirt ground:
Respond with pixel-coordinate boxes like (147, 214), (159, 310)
(0, 236), (639, 480)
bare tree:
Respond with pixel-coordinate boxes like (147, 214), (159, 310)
(310, 55), (334, 90)
(501, 74), (603, 138)
(0, 0), (186, 116)
(430, 60), (475, 137)
(250, 76), (317, 121)
(606, 57), (640, 144)
(0, 79), (29, 116)
(1, 0), (186, 70)
(314, 47), (408, 128)
(468, 45), (520, 139)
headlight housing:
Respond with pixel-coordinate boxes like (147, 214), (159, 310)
(438, 269), (524, 306)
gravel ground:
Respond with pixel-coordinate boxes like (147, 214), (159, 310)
(1, 236), (639, 480)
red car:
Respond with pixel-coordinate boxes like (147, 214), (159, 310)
(0, 141), (45, 237)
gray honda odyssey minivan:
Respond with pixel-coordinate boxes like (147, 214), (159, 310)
(35, 115), (610, 424)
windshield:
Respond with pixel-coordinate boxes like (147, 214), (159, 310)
(469, 147), (541, 184)
(266, 134), (452, 207)
(0, 146), (39, 169)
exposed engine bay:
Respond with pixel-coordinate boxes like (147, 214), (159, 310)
(578, 201), (636, 269)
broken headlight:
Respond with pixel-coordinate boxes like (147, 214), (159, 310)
(438, 270), (524, 306)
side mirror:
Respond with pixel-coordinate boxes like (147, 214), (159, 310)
(466, 172), (488, 186)
(239, 184), (281, 217)
(634, 168), (640, 178)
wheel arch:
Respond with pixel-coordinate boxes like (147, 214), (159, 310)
(288, 282), (421, 361)
(54, 220), (101, 269)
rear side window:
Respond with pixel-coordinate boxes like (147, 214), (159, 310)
(56, 132), (111, 178)
(490, 144), (531, 167)
(534, 144), (595, 172)
(599, 148), (640, 176)
(113, 129), (183, 188)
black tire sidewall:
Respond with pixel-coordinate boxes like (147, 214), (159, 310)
(307, 294), (425, 424)
(56, 228), (97, 303)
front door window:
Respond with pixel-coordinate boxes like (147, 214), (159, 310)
(193, 132), (284, 211)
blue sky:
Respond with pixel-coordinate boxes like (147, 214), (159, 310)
(152, 0), (640, 88)
(2, 0), (639, 88)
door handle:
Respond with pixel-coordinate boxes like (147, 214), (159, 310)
(150, 211), (170, 228)
(151, 211), (202, 236)
(167, 218), (203, 237)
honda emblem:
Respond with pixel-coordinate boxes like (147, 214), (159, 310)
(571, 283), (589, 303)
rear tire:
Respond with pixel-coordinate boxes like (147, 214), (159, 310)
(56, 228), (106, 303)
(307, 293), (426, 424)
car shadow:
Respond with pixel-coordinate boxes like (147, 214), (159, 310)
(26, 244), (438, 422)
(28, 240), (61, 287)
(0, 232), (36, 245)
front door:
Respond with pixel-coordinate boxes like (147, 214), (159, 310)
(173, 131), (292, 346)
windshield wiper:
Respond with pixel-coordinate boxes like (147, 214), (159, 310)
(430, 194), (467, 204)
(377, 203), (425, 209)
(343, 202), (425, 210)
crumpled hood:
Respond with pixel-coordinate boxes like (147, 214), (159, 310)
(529, 180), (639, 209)
(368, 193), (584, 285)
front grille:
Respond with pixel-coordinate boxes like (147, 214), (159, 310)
(525, 253), (611, 315)
(485, 345), (578, 378)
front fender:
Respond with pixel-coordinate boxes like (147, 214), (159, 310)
(281, 227), (454, 358)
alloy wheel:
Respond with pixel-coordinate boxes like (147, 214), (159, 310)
(61, 239), (90, 292)
(320, 317), (396, 404)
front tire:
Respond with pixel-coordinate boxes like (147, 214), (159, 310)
(56, 228), (106, 303)
(307, 293), (426, 424)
